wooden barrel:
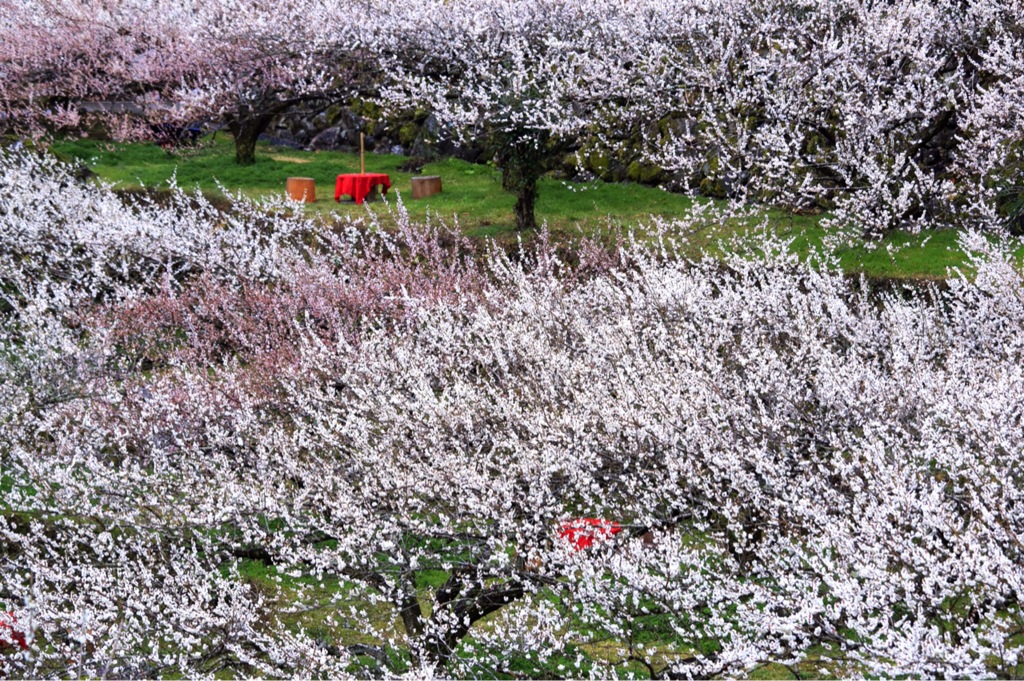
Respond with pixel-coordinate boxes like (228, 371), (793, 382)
(286, 177), (316, 203)
(411, 175), (442, 199)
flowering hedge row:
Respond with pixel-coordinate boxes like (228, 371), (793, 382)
(0, 150), (1021, 677)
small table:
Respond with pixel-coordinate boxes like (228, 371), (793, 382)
(335, 173), (392, 204)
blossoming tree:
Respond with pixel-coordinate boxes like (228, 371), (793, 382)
(0, 0), (203, 138)
(631, 0), (1024, 236)
(1, 150), (1022, 677)
(365, 0), (654, 230)
(1, 1), (1024, 677)
(0, 0), (366, 163)
(161, 0), (370, 164)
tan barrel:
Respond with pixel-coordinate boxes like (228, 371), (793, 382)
(411, 175), (442, 199)
(286, 177), (316, 203)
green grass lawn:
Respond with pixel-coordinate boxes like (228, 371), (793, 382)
(51, 135), (1024, 282)
(50, 135), (716, 234)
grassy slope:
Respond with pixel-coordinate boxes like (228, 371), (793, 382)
(52, 136), (1024, 281)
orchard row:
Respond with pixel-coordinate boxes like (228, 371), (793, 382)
(2, 0), (1023, 233)
(0, 146), (1022, 677)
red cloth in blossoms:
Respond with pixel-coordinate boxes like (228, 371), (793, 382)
(334, 173), (392, 204)
(559, 517), (622, 551)
(0, 612), (28, 650)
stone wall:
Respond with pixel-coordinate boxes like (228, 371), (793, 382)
(263, 101), (483, 164)
(264, 101), (699, 191)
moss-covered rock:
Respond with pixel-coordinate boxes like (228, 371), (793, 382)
(399, 122), (419, 147)
(695, 153), (729, 198)
(626, 160), (665, 185)
(586, 150), (609, 176)
(605, 160), (629, 183)
(351, 100), (382, 120)
(699, 176), (728, 199)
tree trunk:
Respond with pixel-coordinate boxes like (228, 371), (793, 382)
(512, 181), (538, 232)
(233, 130), (258, 165)
(227, 113), (274, 165)
(423, 580), (524, 670)
(496, 131), (548, 232)
(397, 591), (425, 669)
(500, 161), (541, 232)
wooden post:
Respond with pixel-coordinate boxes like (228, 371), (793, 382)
(360, 132), (365, 175)
(411, 175), (442, 199)
(286, 177), (316, 203)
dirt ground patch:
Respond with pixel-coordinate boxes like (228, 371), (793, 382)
(271, 154), (313, 164)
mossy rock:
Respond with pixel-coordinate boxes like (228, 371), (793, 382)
(627, 160), (666, 185)
(699, 176), (728, 199)
(656, 116), (692, 142)
(82, 118), (114, 141)
(324, 105), (343, 126)
(351, 100), (382, 119)
(586, 151), (610, 176)
(398, 123), (419, 147)
(816, 195), (836, 211)
(605, 160), (629, 183)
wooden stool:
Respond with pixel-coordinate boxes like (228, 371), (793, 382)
(411, 175), (442, 199)
(286, 177), (316, 203)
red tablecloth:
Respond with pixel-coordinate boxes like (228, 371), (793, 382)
(559, 518), (622, 551)
(335, 173), (392, 204)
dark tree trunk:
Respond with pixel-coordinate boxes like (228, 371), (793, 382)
(512, 180), (538, 232)
(500, 161), (541, 232)
(423, 579), (524, 669)
(227, 113), (275, 165)
(495, 130), (548, 232)
(391, 566), (526, 672)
